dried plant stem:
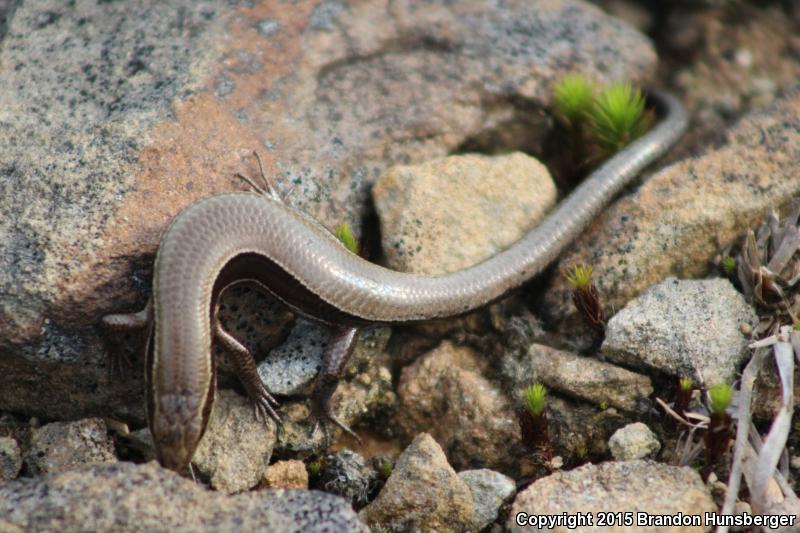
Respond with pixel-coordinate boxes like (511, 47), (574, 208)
(720, 327), (800, 533)
(718, 347), (765, 532)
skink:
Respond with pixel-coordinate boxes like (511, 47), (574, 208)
(103, 90), (687, 471)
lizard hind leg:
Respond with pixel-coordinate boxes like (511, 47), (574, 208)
(310, 326), (363, 447)
(235, 150), (296, 204)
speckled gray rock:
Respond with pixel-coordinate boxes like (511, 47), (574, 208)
(360, 433), (474, 533)
(192, 389), (277, 494)
(274, 327), (395, 456)
(545, 88), (800, 324)
(0, 0), (657, 423)
(459, 469), (516, 532)
(373, 152), (556, 274)
(396, 342), (519, 474)
(257, 321), (390, 396)
(319, 450), (376, 508)
(508, 461), (715, 533)
(0, 461), (369, 532)
(608, 422), (661, 461)
(505, 343), (653, 413)
(25, 418), (116, 476)
(257, 319), (331, 396)
(215, 283), (296, 381)
(0, 437), (21, 483)
(602, 278), (756, 386)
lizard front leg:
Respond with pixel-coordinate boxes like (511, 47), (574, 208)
(212, 318), (282, 425)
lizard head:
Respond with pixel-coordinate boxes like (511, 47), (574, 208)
(149, 389), (212, 471)
(144, 324), (215, 472)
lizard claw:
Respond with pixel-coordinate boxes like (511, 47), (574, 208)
(309, 378), (362, 447)
(252, 387), (282, 426)
(310, 418), (330, 448)
(237, 151), (295, 205)
(107, 348), (133, 379)
(312, 412), (362, 446)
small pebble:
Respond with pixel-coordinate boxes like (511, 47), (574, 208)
(319, 450), (375, 507)
(608, 423), (660, 461)
(262, 460), (308, 490)
(459, 469), (516, 531)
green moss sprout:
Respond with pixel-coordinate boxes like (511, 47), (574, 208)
(307, 460), (323, 478)
(708, 383), (733, 414)
(704, 383), (734, 481)
(565, 263), (606, 339)
(524, 383), (547, 417)
(673, 376), (694, 420)
(589, 83), (647, 154)
(376, 458), (393, 480)
(565, 264), (593, 290)
(574, 445), (588, 461)
(334, 222), (359, 254)
(553, 74), (595, 129)
(518, 383), (552, 461)
(721, 256), (736, 275)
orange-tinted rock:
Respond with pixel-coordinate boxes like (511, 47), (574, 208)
(0, 0), (656, 420)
